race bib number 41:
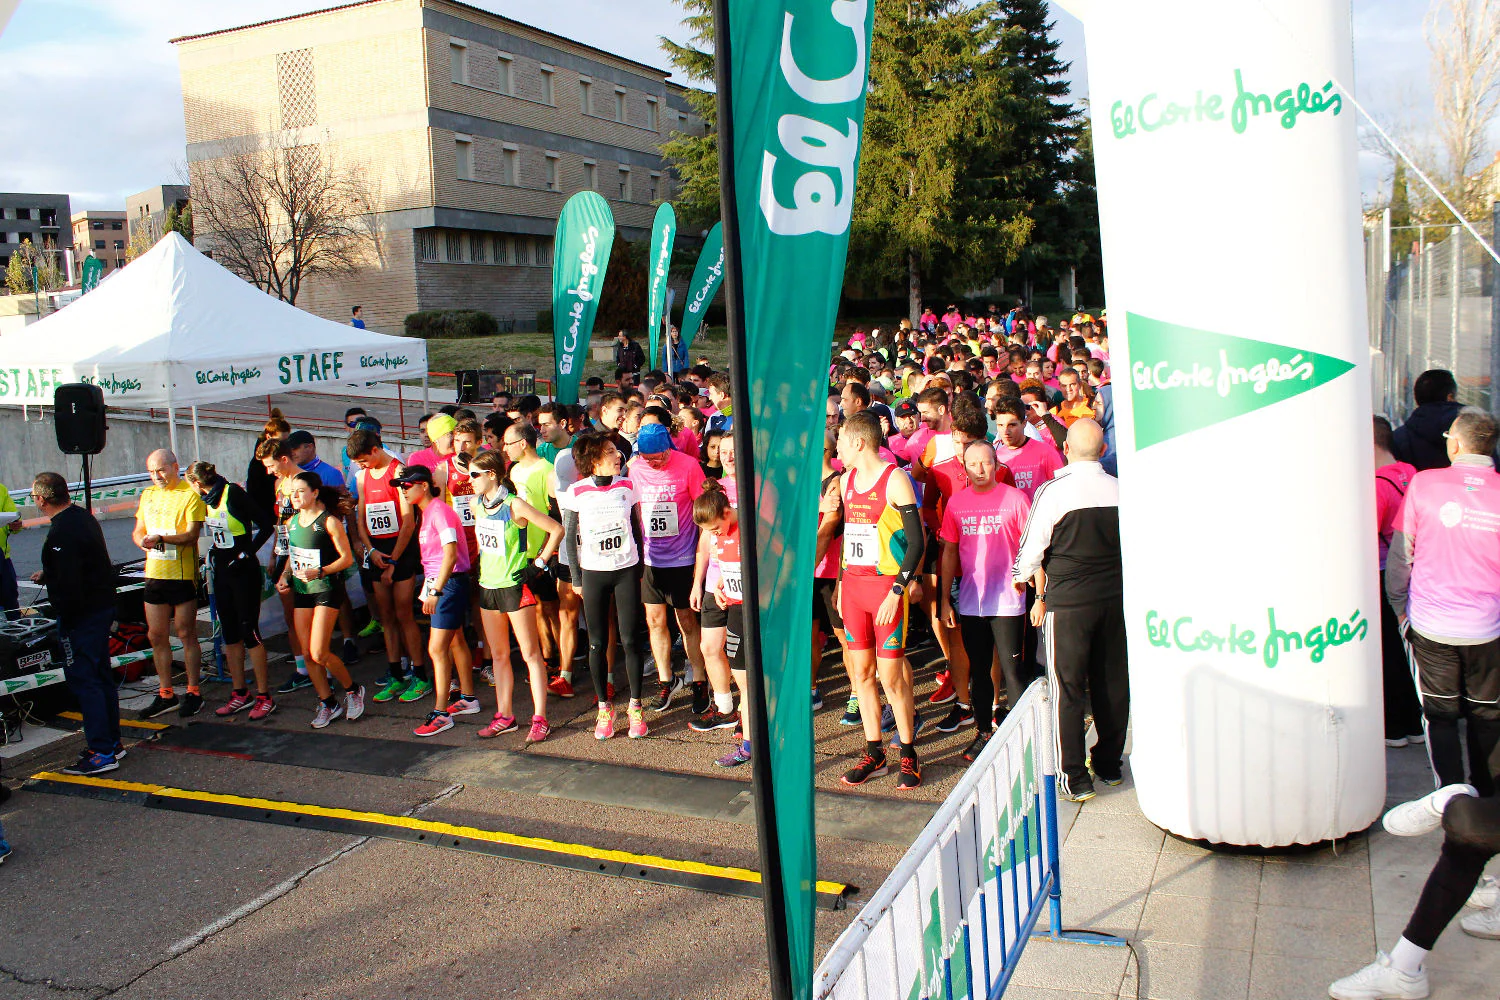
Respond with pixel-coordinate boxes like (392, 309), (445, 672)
(206, 515), (233, 550)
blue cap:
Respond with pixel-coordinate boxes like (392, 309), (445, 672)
(636, 423), (673, 455)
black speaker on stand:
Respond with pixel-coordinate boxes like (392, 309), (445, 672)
(53, 384), (107, 515)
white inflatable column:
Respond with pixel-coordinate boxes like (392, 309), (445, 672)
(1063, 0), (1384, 845)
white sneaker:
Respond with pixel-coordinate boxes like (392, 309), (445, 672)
(345, 684), (365, 722)
(1385, 737), (1409, 748)
(1406, 732), (1425, 745)
(310, 701), (345, 729)
(1327, 952), (1429, 999)
(1466, 874), (1499, 909)
(1461, 900), (1500, 939)
(1382, 784), (1479, 837)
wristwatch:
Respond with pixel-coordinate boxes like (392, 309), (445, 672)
(890, 582), (906, 597)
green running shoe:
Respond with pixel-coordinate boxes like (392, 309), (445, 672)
(358, 619), (384, 638)
(399, 678), (434, 703)
(372, 674), (408, 703)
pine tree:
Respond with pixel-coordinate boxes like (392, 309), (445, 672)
(1389, 160), (1413, 230)
(4, 246), (29, 297)
(851, 0), (1036, 321)
(990, 0), (1083, 303)
(658, 1), (720, 227)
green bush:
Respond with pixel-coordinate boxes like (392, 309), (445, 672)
(403, 309), (500, 339)
(536, 309), (552, 334)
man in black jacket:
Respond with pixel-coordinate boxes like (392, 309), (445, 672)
(1394, 369), (1464, 471)
(30, 472), (119, 776)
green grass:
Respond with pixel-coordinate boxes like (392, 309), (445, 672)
(421, 327), (732, 387)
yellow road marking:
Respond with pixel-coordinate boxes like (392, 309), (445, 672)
(29, 772), (849, 895)
(56, 711), (170, 731)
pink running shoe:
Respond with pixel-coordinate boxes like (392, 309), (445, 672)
(248, 695), (277, 721)
(215, 691), (254, 717)
(594, 704), (615, 740)
(478, 713), (517, 738)
(525, 716), (551, 744)
(627, 703), (648, 739)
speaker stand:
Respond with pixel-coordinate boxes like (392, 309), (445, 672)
(80, 454), (93, 517)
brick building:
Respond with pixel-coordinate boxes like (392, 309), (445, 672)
(70, 210), (128, 281)
(172, 0), (706, 334)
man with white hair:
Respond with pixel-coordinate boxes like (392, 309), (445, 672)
(133, 449), (206, 719)
(1012, 419), (1126, 803)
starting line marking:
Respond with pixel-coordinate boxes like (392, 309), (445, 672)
(54, 711), (170, 732)
(26, 771), (856, 909)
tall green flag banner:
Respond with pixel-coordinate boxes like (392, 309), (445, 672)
(80, 255), (103, 293)
(678, 222), (724, 350)
(718, 0), (876, 996)
(646, 202), (676, 370)
(551, 191), (615, 405)
(1126, 312), (1355, 450)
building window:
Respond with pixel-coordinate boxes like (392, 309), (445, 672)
(503, 147), (519, 186)
(470, 232), (487, 264)
(535, 239), (551, 267)
(614, 88), (626, 122)
(445, 231), (463, 262)
(515, 238), (530, 266)
(545, 154), (559, 191)
(417, 230), (438, 261)
(15, 208), (29, 220)
(91, 221), (104, 230)
(579, 79), (591, 114)
(646, 98), (658, 131)
(111, 221), (122, 230)
(583, 161), (596, 190)
(649, 173), (660, 201)
(540, 66), (554, 104)
(494, 236), (509, 265)
(497, 54), (512, 95)
(455, 138), (473, 179)
(113, 240), (124, 250)
(449, 41), (468, 84)
(94, 239), (105, 250)
(276, 48), (317, 129)
(618, 169), (631, 201)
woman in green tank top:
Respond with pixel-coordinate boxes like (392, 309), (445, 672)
(274, 472), (364, 730)
(468, 450), (563, 743)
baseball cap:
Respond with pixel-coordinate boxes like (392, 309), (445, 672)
(391, 465), (434, 489)
(893, 400), (918, 419)
(425, 414), (457, 441)
(636, 423), (673, 455)
(285, 430), (316, 448)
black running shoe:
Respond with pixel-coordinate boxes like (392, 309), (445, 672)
(895, 754), (922, 790)
(841, 752), (890, 786)
(690, 680), (710, 716)
(139, 693), (179, 719)
(934, 704), (974, 733)
(690, 707), (740, 732)
(276, 671), (313, 695)
(342, 638), (359, 664)
(179, 692), (203, 719)
(963, 731), (992, 763)
(649, 674), (684, 712)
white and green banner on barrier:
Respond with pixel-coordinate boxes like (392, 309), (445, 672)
(678, 221), (724, 350)
(1064, 0), (1382, 847)
(719, 0), (877, 996)
(646, 202), (677, 370)
(552, 191), (616, 405)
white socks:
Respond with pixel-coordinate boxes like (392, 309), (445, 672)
(715, 692), (735, 714)
(1388, 936), (1427, 976)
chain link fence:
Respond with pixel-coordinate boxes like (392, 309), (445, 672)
(1366, 212), (1500, 423)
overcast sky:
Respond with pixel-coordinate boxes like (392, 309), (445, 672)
(0, 0), (1430, 211)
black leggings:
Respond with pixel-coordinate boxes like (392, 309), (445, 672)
(958, 614), (1027, 735)
(580, 565), (645, 703)
(1404, 794), (1500, 949)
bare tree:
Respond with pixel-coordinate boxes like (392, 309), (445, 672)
(1426, 0), (1500, 218)
(190, 134), (379, 305)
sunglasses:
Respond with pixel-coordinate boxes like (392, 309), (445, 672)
(468, 470), (491, 480)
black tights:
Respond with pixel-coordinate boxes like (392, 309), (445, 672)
(581, 566), (644, 703)
(958, 614), (1027, 735)
(1403, 794), (1500, 949)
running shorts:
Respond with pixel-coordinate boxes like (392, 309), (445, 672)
(144, 579), (197, 608)
(370, 536), (420, 583)
(642, 564), (695, 608)
(813, 577), (843, 634)
(841, 573), (908, 658)
(480, 583), (538, 614)
(701, 601), (729, 630)
(428, 575), (470, 630)
(211, 560), (263, 649)
(292, 578), (347, 610)
(725, 602), (746, 667)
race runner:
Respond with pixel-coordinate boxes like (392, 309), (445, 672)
(134, 449), (207, 719)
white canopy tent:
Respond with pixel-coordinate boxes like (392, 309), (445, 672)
(0, 232), (427, 452)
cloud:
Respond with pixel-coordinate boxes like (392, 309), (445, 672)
(0, 0), (1438, 210)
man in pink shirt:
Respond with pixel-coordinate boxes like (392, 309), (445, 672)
(937, 440), (1031, 762)
(1386, 408), (1500, 796)
(1374, 415), (1422, 747)
(993, 398), (1064, 500)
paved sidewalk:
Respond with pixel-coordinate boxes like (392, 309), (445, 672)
(1009, 746), (1500, 999)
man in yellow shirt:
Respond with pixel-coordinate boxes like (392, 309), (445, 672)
(1053, 369), (1096, 427)
(133, 449), (206, 719)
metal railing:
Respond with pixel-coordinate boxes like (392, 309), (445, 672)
(814, 681), (1123, 1000)
(1367, 211), (1500, 422)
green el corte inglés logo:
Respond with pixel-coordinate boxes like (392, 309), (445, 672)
(1127, 313), (1354, 449)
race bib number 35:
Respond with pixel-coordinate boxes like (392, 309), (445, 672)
(645, 502), (679, 539)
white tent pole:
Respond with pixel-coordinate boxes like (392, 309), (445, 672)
(166, 379), (178, 456)
(191, 405), (201, 462)
(422, 373), (430, 412)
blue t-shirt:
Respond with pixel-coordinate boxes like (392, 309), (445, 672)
(303, 456), (343, 489)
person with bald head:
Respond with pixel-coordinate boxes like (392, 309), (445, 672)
(1012, 419), (1126, 802)
(133, 448), (207, 720)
